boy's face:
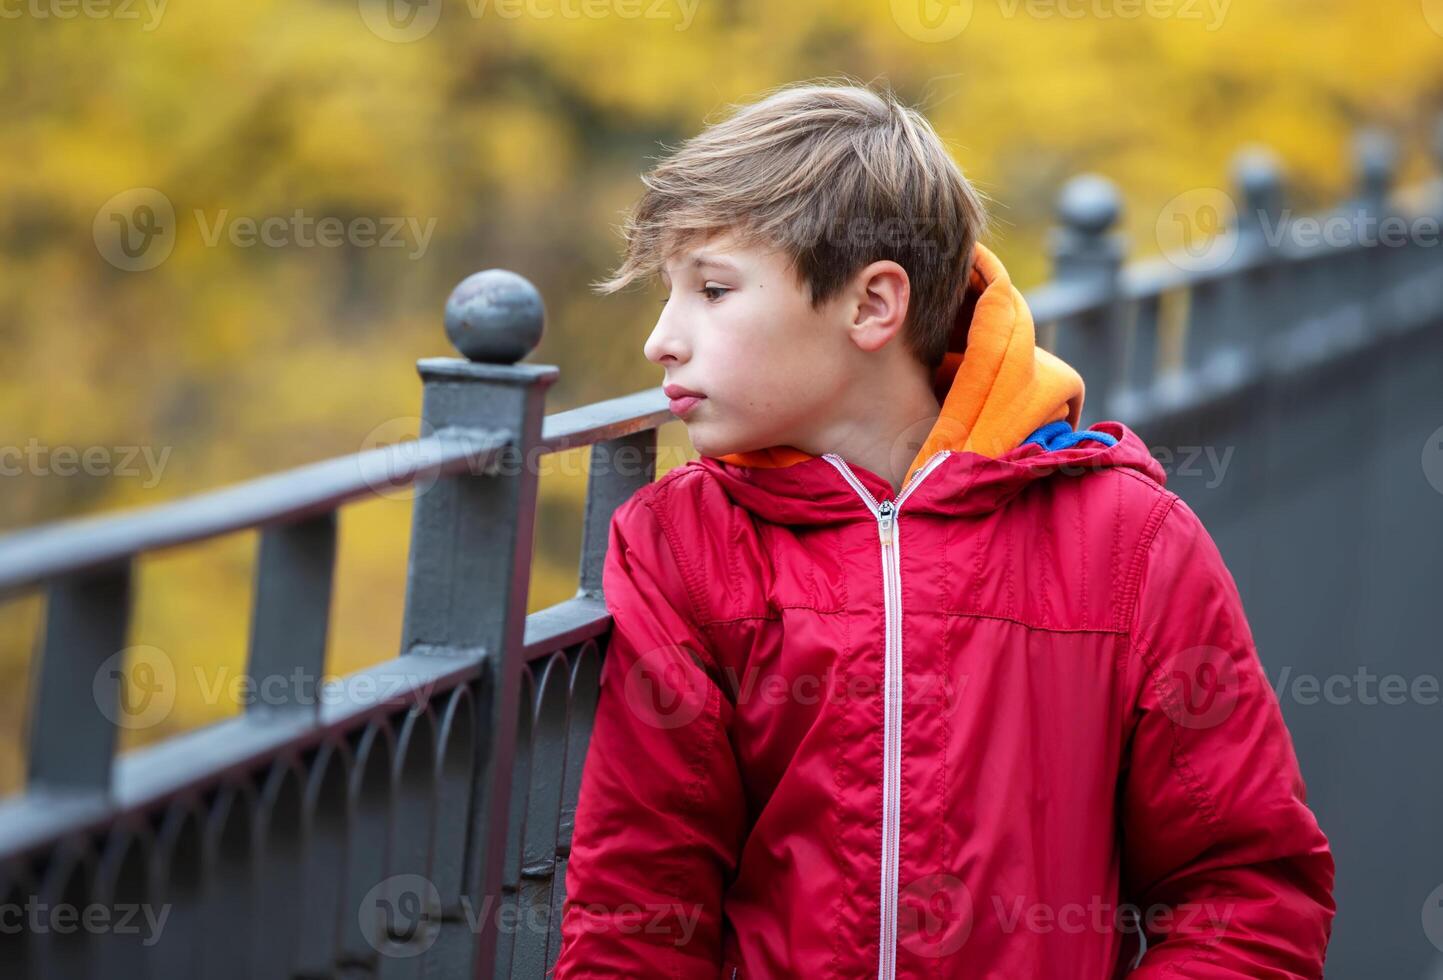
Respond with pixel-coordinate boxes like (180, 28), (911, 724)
(645, 229), (860, 459)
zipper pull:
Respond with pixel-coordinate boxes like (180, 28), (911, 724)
(877, 500), (895, 545)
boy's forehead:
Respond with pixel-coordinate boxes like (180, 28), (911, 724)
(661, 231), (776, 275)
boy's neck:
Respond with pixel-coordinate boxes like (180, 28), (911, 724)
(808, 364), (943, 496)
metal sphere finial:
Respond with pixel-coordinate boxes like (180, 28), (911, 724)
(443, 269), (544, 364)
(1055, 174), (1122, 237)
(1231, 145), (1284, 212)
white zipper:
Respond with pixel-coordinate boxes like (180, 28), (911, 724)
(819, 450), (952, 980)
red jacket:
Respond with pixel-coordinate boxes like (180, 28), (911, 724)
(553, 245), (1334, 977)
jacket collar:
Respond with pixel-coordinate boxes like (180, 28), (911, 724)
(694, 421), (1168, 526)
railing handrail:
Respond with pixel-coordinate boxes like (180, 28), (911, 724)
(540, 389), (672, 455)
(0, 387), (684, 599)
(0, 427), (512, 597)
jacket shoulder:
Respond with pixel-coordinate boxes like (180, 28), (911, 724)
(611, 461), (765, 626)
(982, 454), (1181, 633)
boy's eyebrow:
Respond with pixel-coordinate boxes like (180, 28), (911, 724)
(689, 252), (740, 271)
(662, 252), (741, 278)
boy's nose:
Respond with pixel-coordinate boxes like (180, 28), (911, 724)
(644, 312), (690, 366)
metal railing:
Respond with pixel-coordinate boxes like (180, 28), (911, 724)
(1, 119), (1442, 978)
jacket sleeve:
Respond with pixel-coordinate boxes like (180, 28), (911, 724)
(550, 487), (746, 979)
(1118, 496), (1335, 979)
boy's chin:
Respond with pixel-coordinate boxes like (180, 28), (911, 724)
(687, 424), (786, 461)
(684, 426), (724, 459)
(684, 421), (737, 459)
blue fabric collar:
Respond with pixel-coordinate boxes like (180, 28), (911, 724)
(1021, 419), (1119, 451)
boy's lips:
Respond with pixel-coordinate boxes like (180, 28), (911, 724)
(664, 383), (706, 417)
(668, 395), (705, 417)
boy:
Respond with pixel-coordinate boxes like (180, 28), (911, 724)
(551, 79), (1334, 978)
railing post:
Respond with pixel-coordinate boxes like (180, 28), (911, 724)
(245, 512), (337, 717)
(577, 430), (657, 599)
(25, 561), (133, 794)
(1226, 146), (1288, 373)
(1048, 174), (1127, 421)
(1432, 114), (1443, 216)
(1232, 145), (1285, 263)
(1352, 127), (1397, 221)
(397, 269), (557, 975)
(1353, 129), (1400, 340)
(1409, 114), (1443, 331)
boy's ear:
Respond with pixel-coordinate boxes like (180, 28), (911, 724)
(848, 260), (911, 354)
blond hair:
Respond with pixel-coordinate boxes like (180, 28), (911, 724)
(593, 77), (992, 372)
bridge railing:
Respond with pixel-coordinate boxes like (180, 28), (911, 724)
(0, 118), (1440, 978)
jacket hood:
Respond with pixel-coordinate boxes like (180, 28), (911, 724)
(710, 241), (1088, 489)
(694, 419), (1168, 526)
